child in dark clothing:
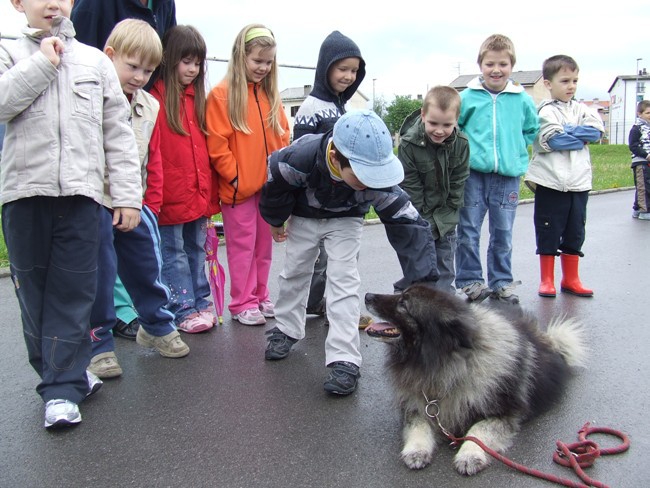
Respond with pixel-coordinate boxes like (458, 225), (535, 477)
(293, 31), (372, 328)
(629, 100), (650, 220)
(260, 110), (438, 396)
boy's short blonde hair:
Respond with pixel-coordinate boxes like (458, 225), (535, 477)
(477, 34), (516, 66)
(104, 19), (162, 67)
(422, 86), (461, 118)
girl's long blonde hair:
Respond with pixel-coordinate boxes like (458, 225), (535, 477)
(158, 25), (208, 135)
(225, 23), (285, 136)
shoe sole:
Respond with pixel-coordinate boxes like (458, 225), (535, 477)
(560, 287), (594, 297)
(87, 366), (122, 379)
(136, 335), (190, 358)
(323, 384), (356, 395)
(265, 349), (291, 360)
(233, 316), (266, 326)
(45, 417), (81, 429)
(177, 324), (213, 334)
(113, 331), (138, 341)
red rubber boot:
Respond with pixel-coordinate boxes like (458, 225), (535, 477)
(538, 255), (556, 297)
(560, 254), (593, 297)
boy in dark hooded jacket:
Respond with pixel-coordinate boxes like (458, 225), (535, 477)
(292, 31), (372, 326)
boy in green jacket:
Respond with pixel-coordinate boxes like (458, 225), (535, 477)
(398, 86), (470, 294)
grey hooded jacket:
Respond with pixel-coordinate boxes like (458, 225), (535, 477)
(0, 17), (141, 208)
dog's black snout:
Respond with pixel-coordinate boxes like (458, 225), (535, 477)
(365, 293), (377, 306)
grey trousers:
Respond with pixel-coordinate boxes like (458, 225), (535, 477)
(274, 216), (363, 367)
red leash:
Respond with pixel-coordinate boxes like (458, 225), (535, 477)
(423, 395), (630, 487)
(446, 422), (630, 488)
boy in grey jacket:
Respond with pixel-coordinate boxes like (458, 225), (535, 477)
(0, 1), (142, 429)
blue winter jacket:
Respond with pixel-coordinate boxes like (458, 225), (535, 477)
(458, 77), (539, 177)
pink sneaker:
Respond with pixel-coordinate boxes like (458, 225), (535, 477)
(232, 307), (266, 326)
(259, 300), (275, 318)
(198, 307), (217, 325)
(177, 312), (213, 334)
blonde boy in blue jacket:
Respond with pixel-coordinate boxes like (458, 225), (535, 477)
(456, 34), (539, 304)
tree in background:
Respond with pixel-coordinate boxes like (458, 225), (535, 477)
(383, 95), (423, 135)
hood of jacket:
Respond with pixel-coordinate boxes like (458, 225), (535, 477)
(309, 31), (366, 107)
(23, 15), (75, 43)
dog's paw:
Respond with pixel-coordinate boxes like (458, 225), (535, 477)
(401, 449), (432, 470)
(453, 442), (490, 476)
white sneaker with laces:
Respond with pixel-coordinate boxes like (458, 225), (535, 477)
(44, 399), (81, 429)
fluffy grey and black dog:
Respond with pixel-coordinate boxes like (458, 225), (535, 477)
(365, 284), (586, 475)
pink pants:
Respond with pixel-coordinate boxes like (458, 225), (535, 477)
(221, 191), (272, 314)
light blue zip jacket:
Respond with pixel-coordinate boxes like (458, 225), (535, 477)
(458, 77), (539, 177)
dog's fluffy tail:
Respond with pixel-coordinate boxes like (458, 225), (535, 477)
(545, 316), (588, 368)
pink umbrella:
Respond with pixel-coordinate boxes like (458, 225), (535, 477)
(205, 222), (226, 324)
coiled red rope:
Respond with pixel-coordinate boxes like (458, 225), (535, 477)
(447, 422), (630, 488)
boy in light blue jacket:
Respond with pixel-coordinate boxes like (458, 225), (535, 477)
(456, 33), (539, 304)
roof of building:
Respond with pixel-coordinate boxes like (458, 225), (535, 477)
(449, 70), (543, 89)
(607, 73), (650, 93)
(280, 86), (369, 102)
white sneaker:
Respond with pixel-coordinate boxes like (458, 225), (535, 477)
(233, 307), (266, 325)
(86, 370), (103, 397)
(259, 300), (275, 318)
(44, 399), (81, 429)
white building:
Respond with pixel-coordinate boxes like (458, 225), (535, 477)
(608, 69), (649, 145)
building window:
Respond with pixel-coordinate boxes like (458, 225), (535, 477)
(291, 106), (300, 117)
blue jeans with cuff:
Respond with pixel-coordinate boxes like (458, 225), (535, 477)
(455, 170), (519, 291)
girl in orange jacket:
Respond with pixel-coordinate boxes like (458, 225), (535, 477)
(206, 24), (290, 326)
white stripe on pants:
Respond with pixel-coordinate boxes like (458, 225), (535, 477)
(274, 216), (364, 367)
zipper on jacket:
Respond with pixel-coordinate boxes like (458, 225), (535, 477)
(491, 94), (499, 173)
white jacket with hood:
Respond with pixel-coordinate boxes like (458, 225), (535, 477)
(0, 17), (141, 208)
(526, 99), (604, 192)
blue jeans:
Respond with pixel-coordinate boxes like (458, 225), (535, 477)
(159, 218), (211, 324)
(455, 170), (519, 290)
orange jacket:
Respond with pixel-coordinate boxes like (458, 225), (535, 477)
(206, 80), (290, 206)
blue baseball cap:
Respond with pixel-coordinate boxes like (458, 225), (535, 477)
(332, 110), (404, 188)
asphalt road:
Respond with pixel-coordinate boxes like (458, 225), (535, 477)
(1, 189), (648, 488)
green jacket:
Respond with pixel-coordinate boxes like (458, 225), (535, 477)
(397, 109), (470, 240)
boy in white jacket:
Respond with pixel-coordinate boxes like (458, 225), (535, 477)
(525, 55), (604, 298)
(0, 0), (141, 429)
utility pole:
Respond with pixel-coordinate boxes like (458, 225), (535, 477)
(636, 58), (643, 103)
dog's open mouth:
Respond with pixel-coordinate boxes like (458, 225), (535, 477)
(365, 322), (401, 339)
